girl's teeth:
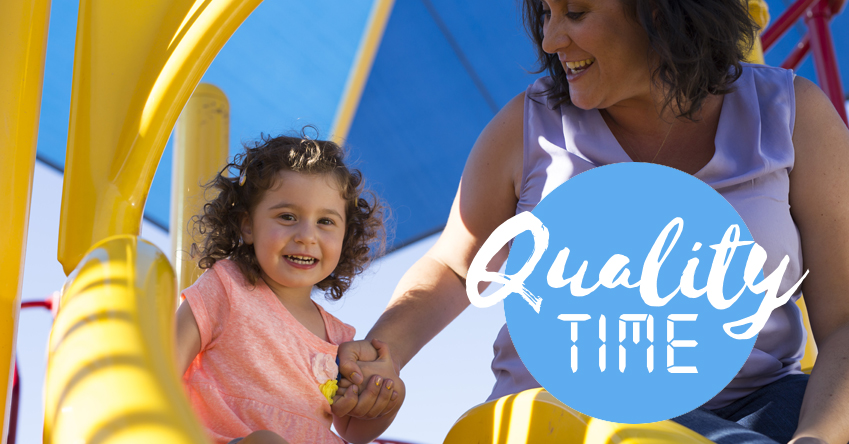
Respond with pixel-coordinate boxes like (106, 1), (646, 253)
(287, 255), (315, 264)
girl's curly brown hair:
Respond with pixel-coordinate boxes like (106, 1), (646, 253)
(523, 0), (758, 120)
(192, 129), (386, 300)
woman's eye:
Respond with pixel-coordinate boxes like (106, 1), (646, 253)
(542, 8), (551, 19)
(566, 11), (586, 20)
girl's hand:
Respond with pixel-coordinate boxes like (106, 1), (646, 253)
(331, 382), (359, 417)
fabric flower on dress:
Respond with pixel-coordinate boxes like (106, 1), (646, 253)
(312, 353), (339, 404)
(319, 379), (338, 405)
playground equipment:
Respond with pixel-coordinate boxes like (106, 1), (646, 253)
(3, 0), (846, 443)
(1, 0), (50, 442)
(170, 83), (231, 293)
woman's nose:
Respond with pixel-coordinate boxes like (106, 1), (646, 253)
(541, 17), (571, 55)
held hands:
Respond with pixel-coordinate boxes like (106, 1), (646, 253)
(332, 339), (404, 419)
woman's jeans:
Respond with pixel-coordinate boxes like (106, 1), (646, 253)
(673, 374), (809, 444)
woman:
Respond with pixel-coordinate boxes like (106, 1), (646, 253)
(337, 0), (849, 442)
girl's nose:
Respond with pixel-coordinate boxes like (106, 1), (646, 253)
(541, 16), (571, 55)
(294, 223), (318, 244)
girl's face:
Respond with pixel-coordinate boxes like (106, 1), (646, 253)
(540, 0), (657, 110)
(241, 170), (347, 297)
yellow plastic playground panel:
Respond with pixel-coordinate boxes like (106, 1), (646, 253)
(444, 389), (714, 444)
(171, 83), (231, 293)
(747, 0), (770, 64)
(57, 0), (264, 275)
(0, 0), (51, 439)
(44, 235), (209, 444)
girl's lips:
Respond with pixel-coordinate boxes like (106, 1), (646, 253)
(283, 255), (319, 270)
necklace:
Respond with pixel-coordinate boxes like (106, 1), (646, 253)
(619, 120), (675, 163)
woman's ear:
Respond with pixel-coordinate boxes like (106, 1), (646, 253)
(240, 213), (254, 245)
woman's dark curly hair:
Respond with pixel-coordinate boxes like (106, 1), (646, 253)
(192, 130), (386, 300)
(522, 0), (759, 120)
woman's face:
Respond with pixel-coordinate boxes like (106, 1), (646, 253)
(540, 0), (657, 111)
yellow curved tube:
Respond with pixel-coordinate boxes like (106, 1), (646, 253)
(444, 388), (713, 444)
(58, 0), (263, 275)
(171, 83), (230, 292)
(44, 235), (209, 444)
(0, 0), (51, 438)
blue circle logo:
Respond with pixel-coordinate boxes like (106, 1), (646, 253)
(466, 163), (801, 423)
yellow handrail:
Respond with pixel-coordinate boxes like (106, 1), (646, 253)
(171, 83), (231, 293)
(0, 0), (51, 439)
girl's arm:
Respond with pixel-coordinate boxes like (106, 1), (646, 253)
(332, 382), (405, 444)
(788, 76), (849, 444)
(337, 91), (525, 417)
(175, 300), (202, 375)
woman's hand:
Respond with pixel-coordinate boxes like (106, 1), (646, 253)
(788, 437), (828, 444)
(336, 339), (379, 387)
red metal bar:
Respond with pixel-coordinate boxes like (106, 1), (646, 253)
(762, 0), (819, 51)
(20, 300), (51, 310)
(805, 0), (848, 124)
(9, 361), (19, 444)
(781, 36), (811, 70)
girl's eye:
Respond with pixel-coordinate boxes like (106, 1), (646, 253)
(318, 218), (335, 226)
(542, 8), (551, 20)
(566, 11), (586, 20)
(279, 214), (295, 221)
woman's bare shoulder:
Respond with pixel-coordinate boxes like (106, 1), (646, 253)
(470, 91), (525, 197)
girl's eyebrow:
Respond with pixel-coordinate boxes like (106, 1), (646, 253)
(267, 202), (344, 219)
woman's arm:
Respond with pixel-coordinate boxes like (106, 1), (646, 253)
(788, 76), (849, 444)
(175, 300), (202, 376)
(337, 91), (526, 416)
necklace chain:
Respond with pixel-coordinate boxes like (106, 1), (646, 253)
(619, 121), (675, 163)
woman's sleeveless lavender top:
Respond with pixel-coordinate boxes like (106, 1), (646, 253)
(488, 64), (806, 409)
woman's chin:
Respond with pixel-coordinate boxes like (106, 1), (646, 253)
(568, 94), (599, 111)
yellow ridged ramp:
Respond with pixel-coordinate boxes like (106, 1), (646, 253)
(44, 235), (209, 444)
(443, 388), (714, 444)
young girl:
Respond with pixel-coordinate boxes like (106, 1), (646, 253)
(175, 133), (403, 444)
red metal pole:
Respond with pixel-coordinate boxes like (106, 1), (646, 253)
(762, 0), (819, 51)
(781, 36), (811, 70)
(9, 362), (18, 444)
(805, 0), (848, 125)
